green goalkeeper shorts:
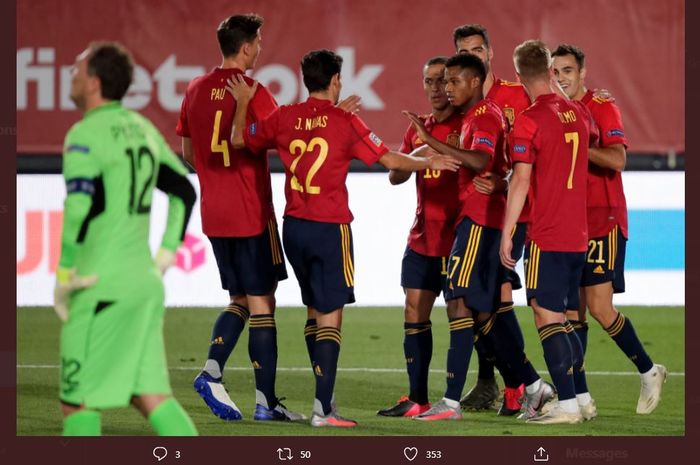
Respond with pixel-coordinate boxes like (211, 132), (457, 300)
(59, 272), (172, 409)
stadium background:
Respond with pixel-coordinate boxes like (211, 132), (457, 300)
(15, 0), (685, 440)
(17, 0), (684, 307)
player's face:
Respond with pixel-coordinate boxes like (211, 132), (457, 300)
(444, 66), (479, 108)
(553, 54), (586, 100)
(455, 35), (493, 73)
(423, 63), (449, 111)
(247, 30), (262, 69)
(69, 49), (92, 111)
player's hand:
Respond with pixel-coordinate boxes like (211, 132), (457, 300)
(53, 267), (99, 322)
(500, 236), (515, 270)
(427, 154), (460, 172)
(225, 74), (258, 103)
(474, 172), (507, 195)
(592, 88), (615, 102)
(402, 111), (430, 141)
(155, 247), (177, 276)
(337, 95), (361, 113)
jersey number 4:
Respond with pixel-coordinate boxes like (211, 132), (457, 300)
(289, 137), (328, 194)
(211, 110), (230, 167)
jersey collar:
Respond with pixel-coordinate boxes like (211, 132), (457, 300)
(84, 101), (121, 119)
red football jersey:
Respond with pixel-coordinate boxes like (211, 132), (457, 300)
(244, 97), (389, 223)
(582, 90), (629, 238)
(457, 98), (508, 230)
(510, 93), (598, 252)
(399, 112), (462, 257)
(488, 77), (533, 223)
(176, 67), (277, 237)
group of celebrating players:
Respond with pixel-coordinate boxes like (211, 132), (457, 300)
(53, 13), (666, 435)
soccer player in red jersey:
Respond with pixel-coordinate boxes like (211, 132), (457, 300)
(553, 44), (666, 414)
(452, 24), (534, 411)
(403, 53), (547, 421)
(227, 49), (459, 426)
(376, 56), (462, 418)
(176, 14), (303, 422)
(501, 40), (597, 424)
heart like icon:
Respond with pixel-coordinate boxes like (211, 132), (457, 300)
(403, 446), (418, 461)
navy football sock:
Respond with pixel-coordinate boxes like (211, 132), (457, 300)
(569, 320), (589, 355)
(304, 318), (317, 367)
(538, 323), (576, 401)
(606, 312), (654, 373)
(444, 317), (474, 402)
(474, 337), (497, 381)
(248, 314), (278, 408)
(206, 303), (249, 376)
(564, 321), (589, 395)
(314, 327), (342, 415)
(404, 321), (432, 404)
(496, 301), (525, 349)
(481, 314), (537, 388)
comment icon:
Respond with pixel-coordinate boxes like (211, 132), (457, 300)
(153, 446), (168, 462)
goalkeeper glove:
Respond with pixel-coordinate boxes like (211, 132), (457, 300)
(155, 247), (177, 276)
(53, 267), (99, 322)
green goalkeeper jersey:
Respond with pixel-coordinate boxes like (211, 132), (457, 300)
(59, 101), (195, 290)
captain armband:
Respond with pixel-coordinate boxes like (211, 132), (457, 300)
(65, 178), (96, 196)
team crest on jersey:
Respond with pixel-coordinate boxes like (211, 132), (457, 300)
(607, 128), (624, 137)
(446, 133), (460, 148)
(413, 136), (424, 146)
(503, 107), (515, 126)
(369, 132), (383, 147)
(249, 123), (257, 135)
(513, 144), (527, 153)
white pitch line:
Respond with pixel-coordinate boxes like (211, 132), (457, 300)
(15, 364), (685, 376)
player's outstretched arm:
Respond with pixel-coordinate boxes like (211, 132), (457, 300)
(500, 162), (531, 269)
(337, 95), (361, 113)
(473, 171), (508, 194)
(388, 168), (412, 185)
(403, 111), (488, 173)
(225, 74), (258, 149)
(378, 148), (460, 173)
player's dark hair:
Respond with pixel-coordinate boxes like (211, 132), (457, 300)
(87, 41), (134, 101)
(425, 56), (449, 67)
(452, 24), (490, 49)
(513, 39), (551, 80)
(552, 43), (586, 69)
(445, 53), (487, 82)
(301, 49), (343, 93)
(217, 14), (263, 58)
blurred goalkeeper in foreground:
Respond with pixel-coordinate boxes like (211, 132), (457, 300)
(54, 41), (197, 436)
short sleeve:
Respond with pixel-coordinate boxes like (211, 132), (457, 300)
(248, 83), (279, 122)
(244, 107), (280, 154)
(509, 113), (538, 165)
(348, 114), (389, 166)
(399, 122), (416, 154)
(466, 111), (502, 158)
(592, 100), (627, 148)
(175, 91), (190, 137)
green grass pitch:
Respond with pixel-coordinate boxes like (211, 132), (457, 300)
(17, 306), (684, 436)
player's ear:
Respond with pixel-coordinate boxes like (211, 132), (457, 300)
(580, 66), (587, 81)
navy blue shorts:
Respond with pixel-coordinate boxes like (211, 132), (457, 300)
(581, 225), (626, 293)
(283, 216), (355, 313)
(445, 217), (501, 313)
(500, 221), (527, 290)
(400, 246), (449, 296)
(208, 219), (287, 296)
(525, 242), (585, 312)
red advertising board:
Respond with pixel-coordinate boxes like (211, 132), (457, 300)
(17, 0), (684, 154)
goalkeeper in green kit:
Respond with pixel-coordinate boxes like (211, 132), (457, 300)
(55, 42), (198, 436)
